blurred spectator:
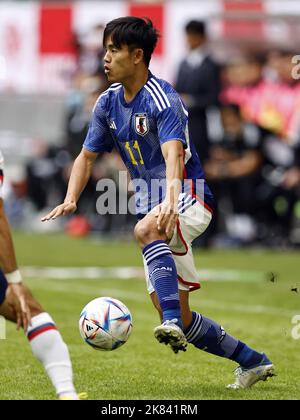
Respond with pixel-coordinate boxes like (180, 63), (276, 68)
(255, 129), (300, 245)
(65, 74), (109, 159)
(221, 50), (300, 143)
(175, 20), (220, 162)
(204, 104), (263, 244)
(26, 142), (71, 211)
(74, 24), (106, 77)
(64, 74), (135, 234)
(223, 53), (265, 87)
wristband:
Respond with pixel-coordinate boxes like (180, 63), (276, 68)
(5, 269), (22, 284)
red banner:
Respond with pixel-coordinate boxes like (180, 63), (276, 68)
(222, 0), (264, 39)
(39, 4), (75, 55)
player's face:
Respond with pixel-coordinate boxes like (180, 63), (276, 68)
(104, 37), (138, 83)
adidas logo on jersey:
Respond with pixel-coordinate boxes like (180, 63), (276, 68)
(109, 120), (117, 130)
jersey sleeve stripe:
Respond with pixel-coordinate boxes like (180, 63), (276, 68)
(92, 85), (122, 112)
(144, 85), (163, 112)
(109, 85), (122, 91)
(150, 78), (171, 107)
(180, 98), (189, 116)
(147, 80), (168, 110)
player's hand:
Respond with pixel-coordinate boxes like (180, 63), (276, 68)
(156, 200), (178, 239)
(41, 201), (77, 222)
(5, 283), (32, 331)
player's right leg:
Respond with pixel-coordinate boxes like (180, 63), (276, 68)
(150, 290), (192, 330)
(0, 280), (79, 400)
(135, 213), (187, 352)
(150, 290), (191, 353)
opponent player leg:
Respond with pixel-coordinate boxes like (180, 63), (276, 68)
(0, 280), (78, 399)
(135, 214), (187, 352)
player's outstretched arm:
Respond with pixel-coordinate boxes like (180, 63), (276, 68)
(41, 148), (98, 221)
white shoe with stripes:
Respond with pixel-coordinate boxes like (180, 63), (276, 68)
(226, 355), (275, 389)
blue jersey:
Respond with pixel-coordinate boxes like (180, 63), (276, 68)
(84, 72), (213, 218)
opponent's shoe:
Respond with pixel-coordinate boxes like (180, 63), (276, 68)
(154, 319), (187, 354)
(226, 354), (275, 389)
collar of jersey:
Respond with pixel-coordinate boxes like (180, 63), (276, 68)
(119, 71), (153, 108)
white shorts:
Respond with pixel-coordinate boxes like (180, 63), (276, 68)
(143, 198), (213, 294)
(0, 150), (4, 199)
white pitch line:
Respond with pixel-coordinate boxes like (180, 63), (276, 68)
(197, 299), (296, 318)
(22, 266), (266, 282)
(20, 267), (298, 318)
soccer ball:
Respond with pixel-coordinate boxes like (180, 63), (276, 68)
(79, 297), (133, 351)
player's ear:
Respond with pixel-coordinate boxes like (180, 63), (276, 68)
(134, 48), (144, 65)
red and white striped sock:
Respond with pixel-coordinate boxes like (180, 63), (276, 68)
(27, 312), (77, 399)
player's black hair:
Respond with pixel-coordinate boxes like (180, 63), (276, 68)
(185, 20), (206, 37)
(103, 16), (159, 67)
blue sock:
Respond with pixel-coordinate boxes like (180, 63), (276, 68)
(184, 312), (264, 368)
(233, 343), (266, 369)
(143, 240), (182, 329)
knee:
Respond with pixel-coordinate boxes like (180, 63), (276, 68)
(134, 219), (157, 247)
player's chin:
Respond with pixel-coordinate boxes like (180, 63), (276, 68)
(106, 73), (118, 83)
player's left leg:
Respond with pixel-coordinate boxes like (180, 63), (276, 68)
(0, 275), (78, 399)
(150, 287), (274, 388)
(146, 201), (274, 387)
(182, 298), (274, 388)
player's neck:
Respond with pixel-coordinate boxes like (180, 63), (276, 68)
(122, 69), (149, 103)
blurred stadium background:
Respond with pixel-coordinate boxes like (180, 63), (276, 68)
(0, 0), (300, 400)
(1, 0), (300, 246)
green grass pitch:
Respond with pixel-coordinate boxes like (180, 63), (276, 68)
(0, 232), (299, 400)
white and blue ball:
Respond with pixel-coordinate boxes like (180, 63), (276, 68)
(79, 297), (133, 351)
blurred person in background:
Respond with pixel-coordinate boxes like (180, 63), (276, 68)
(66, 24), (109, 135)
(175, 20), (220, 163)
(221, 49), (300, 143)
(26, 141), (70, 212)
(74, 24), (106, 78)
(255, 128), (300, 246)
(0, 150), (79, 400)
(64, 73), (131, 233)
(223, 53), (265, 88)
(66, 75), (109, 160)
(204, 104), (263, 244)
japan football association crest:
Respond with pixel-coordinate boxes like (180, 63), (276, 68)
(134, 113), (149, 136)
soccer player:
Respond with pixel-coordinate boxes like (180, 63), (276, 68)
(0, 150), (79, 400)
(42, 17), (274, 389)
